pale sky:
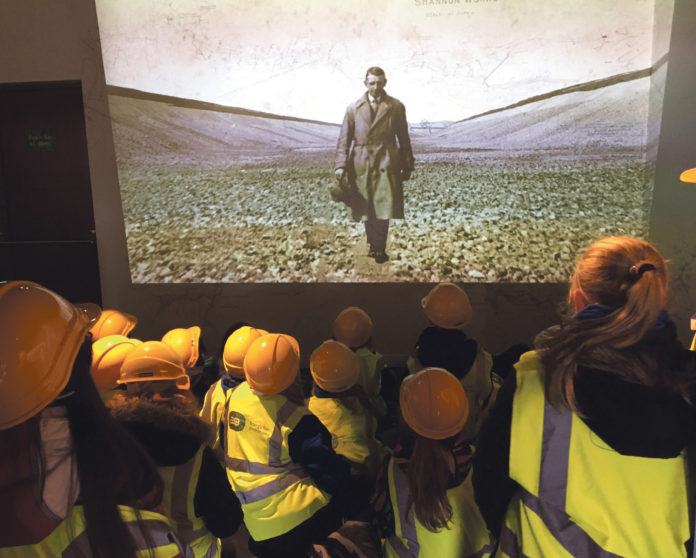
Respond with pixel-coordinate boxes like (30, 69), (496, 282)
(95, 0), (670, 123)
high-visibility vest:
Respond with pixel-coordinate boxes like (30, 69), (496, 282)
(499, 351), (690, 558)
(200, 376), (242, 449)
(383, 457), (493, 558)
(159, 445), (220, 558)
(223, 382), (331, 541)
(308, 394), (388, 477)
(355, 347), (388, 416)
(458, 346), (493, 441)
(0, 505), (186, 558)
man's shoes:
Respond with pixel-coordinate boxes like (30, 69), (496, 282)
(368, 249), (389, 264)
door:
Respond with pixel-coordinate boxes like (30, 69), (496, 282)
(0, 81), (101, 304)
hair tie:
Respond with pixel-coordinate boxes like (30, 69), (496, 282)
(628, 261), (656, 281)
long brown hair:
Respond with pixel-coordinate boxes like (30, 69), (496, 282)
(407, 436), (454, 532)
(539, 236), (689, 411)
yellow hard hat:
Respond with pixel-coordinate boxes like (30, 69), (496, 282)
(332, 306), (373, 348)
(119, 341), (189, 389)
(680, 168), (696, 183)
(0, 281), (95, 430)
(421, 283), (472, 329)
(310, 340), (360, 393)
(223, 326), (269, 378)
(400, 367), (469, 440)
(161, 326), (201, 369)
(91, 335), (142, 391)
(243, 334), (299, 395)
(90, 309), (137, 340)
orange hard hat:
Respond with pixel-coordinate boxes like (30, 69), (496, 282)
(243, 334), (299, 395)
(400, 367), (469, 440)
(680, 168), (696, 183)
(90, 309), (137, 340)
(119, 341), (189, 389)
(310, 340), (360, 393)
(421, 283), (472, 329)
(0, 281), (96, 430)
(91, 335), (142, 391)
(332, 306), (373, 348)
(161, 326), (201, 369)
(223, 326), (269, 378)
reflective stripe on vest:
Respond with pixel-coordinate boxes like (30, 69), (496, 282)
(224, 382), (331, 541)
(384, 457), (493, 558)
(1, 505), (186, 558)
(159, 445), (220, 558)
(505, 351), (689, 558)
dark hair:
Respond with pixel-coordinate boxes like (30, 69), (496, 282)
(59, 337), (163, 558)
(365, 66), (386, 80)
(539, 236), (691, 411)
(407, 436), (453, 531)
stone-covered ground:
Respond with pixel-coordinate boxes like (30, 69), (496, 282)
(119, 149), (651, 283)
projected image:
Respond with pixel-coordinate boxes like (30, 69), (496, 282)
(95, 0), (673, 283)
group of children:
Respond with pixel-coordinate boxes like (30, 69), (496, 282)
(85, 279), (525, 557)
(2, 235), (695, 557)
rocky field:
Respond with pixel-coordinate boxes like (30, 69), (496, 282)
(120, 149), (651, 283)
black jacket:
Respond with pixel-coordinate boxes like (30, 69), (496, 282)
(108, 395), (243, 538)
(472, 321), (696, 538)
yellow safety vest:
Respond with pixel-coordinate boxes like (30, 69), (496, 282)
(408, 347), (493, 441)
(308, 394), (388, 478)
(0, 505), (185, 557)
(159, 445), (220, 558)
(200, 377), (242, 449)
(499, 351), (690, 558)
(355, 347), (388, 417)
(383, 457), (493, 558)
(224, 382), (331, 541)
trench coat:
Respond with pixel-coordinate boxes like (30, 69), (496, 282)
(335, 92), (414, 220)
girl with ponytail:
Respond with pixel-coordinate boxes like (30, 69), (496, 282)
(473, 237), (696, 556)
(375, 367), (493, 557)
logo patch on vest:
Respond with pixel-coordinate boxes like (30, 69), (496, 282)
(228, 411), (246, 431)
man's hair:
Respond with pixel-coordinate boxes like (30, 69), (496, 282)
(365, 66), (386, 80)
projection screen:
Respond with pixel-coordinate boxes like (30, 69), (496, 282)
(95, 0), (674, 283)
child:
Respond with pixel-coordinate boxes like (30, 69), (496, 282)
(474, 236), (696, 556)
(0, 281), (185, 557)
(332, 306), (387, 417)
(308, 340), (389, 505)
(410, 283), (526, 440)
(199, 324), (267, 449)
(108, 340), (242, 558)
(375, 367), (492, 557)
(223, 333), (351, 558)
(161, 325), (216, 403)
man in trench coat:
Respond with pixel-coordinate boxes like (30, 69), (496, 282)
(334, 67), (414, 263)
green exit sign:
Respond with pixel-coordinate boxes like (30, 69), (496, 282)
(27, 129), (56, 151)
